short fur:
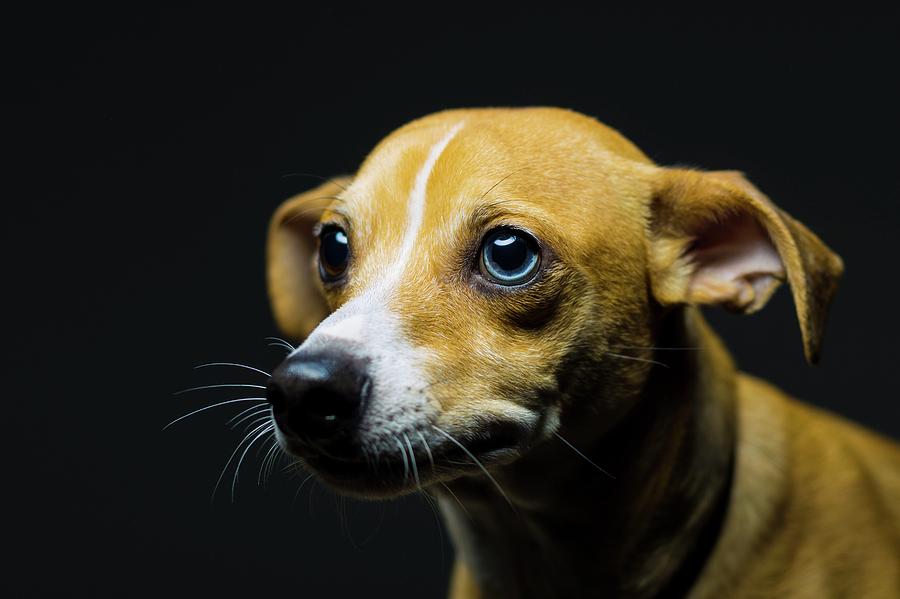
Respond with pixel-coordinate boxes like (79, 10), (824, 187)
(267, 108), (900, 598)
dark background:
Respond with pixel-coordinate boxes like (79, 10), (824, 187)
(6, 6), (899, 598)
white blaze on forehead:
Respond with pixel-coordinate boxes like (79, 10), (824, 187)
(376, 121), (465, 293)
(288, 124), (464, 441)
(303, 122), (464, 347)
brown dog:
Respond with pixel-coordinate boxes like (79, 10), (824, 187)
(265, 108), (900, 598)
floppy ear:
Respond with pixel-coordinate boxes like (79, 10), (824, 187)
(266, 177), (351, 339)
(647, 168), (844, 363)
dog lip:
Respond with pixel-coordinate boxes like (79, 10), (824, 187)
(278, 420), (528, 495)
(441, 419), (529, 460)
(277, 436), (408, 485)
(300, 453), (422, 498)
(306, 454), (392, 478)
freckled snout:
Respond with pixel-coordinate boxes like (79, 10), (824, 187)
(267, 351), (371, 457)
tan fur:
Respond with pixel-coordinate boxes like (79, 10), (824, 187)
(691, 374), (900, 598)
(267, 108), (900, 597)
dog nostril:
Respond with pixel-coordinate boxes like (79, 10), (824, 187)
(287, 384), (362, 439)
(310, 386), (360, 420)
(266, 382), (287, 415)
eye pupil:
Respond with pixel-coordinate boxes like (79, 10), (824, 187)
(481, 228), (540, 285)
(319, 227), (349, 280)
(490, 235), (527, 270)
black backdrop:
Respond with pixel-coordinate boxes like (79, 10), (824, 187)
(6, 6), (899, 598)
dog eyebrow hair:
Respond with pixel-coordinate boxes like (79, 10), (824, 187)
(468, 199), (539, 230)
(312, 210), (352, 236)
(326, 206), (352, 222)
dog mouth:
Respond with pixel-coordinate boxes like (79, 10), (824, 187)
(279, 420), (527, 497)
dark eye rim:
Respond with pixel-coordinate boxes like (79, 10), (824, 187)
(317, 224), (351, 283)
(477, 226), (543, 288)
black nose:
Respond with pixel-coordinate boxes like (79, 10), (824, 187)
(267, 352), (371, 451)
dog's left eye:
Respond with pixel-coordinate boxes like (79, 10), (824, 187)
(480, 227), (540, 285)
(318, 226), (350, 281)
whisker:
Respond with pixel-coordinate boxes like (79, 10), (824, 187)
(231, 424), (276, 501)
(211, 421), (273, 503)
(439, 482), (472, 521)
(417, 431), (435, 472)
(283, 458), (305, 474)
(604, 352), (669, 369)
(292, 473), (315, 510)
(270, 444), (287, 482)
(162, 397), (266, 430)
(254, 433), (274, 459)
(394, 436), (410, 485)
(432, 425), (514, 509)
(195, 362), (271, 378)
(553, 432), (615, 479)
(403, 433), (422, 492)
(283, 204), (335, 224)
(241, 414), (273, 433)
(265, 336), (295, 351)
(313, 194), (346, 203)
(478, 168), (527, 202)
(258, 439), (279, 486)
(266, 446), (286, 485)
(419, 488), (446, 567)
(256, 438), (275, 485)
(225, 404), (271, 427)
(356, 501), (388, 547)
(174, 383), (267, 396)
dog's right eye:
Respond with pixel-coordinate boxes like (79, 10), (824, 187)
(318, 226), (350, 281)
(479, 227), (540, 286)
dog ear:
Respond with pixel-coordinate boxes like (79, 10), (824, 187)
(647, 168), (843, 363)
(267, 177), (351, 339)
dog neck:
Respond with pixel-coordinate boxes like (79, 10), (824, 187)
(437, 307), (737, 598)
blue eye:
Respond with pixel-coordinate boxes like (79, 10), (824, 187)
(319, 227), (349, 280)
(480, 228), (540, 285)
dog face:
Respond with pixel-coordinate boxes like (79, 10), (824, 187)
(266, 108), (842, 498)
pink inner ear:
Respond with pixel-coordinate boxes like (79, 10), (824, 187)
(687, 212), (785, 312)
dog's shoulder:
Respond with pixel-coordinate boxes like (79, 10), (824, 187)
(737, 372), (900, 502)
(694, 374), (900, 598)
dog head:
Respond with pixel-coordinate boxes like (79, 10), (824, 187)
(266, 108), (842, 498)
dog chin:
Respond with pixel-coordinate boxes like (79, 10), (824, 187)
(284, 442), (523, 500)
(299, 454), (423, 499)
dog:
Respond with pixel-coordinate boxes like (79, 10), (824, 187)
(264, 108), (900, 598)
